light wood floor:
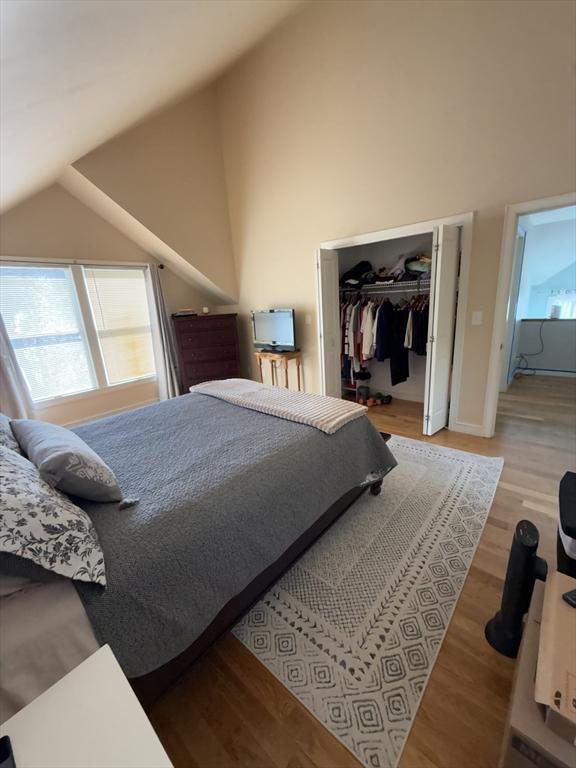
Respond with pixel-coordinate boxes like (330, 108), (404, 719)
(150, 374), (576, 768)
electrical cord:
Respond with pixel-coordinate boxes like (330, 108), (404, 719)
(514, 320), (545, 378)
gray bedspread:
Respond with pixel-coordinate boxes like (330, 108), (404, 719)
(73, 392), (396, 677)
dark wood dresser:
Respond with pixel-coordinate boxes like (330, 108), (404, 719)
(171, 313), (240, 394)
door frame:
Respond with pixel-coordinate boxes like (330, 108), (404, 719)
(499, 225), (526, 392)
(316, 210), (474, 433)
(483, 191), (576, 437)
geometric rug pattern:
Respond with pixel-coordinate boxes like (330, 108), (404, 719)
(234, 436), (503, 768)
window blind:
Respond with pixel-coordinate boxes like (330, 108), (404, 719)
(0, 266), (95, 401)
(83, 267), (156, 385)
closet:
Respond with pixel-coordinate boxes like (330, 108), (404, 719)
(317, 224), (461, 436)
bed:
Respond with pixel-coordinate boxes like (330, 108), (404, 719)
(0, 389), (396, 719)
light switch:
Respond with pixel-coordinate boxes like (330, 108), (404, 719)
(305, 314), (312, 325)
(472, 311), (483, 326)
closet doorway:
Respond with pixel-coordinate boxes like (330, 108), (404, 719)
(316, 214), (473, 436)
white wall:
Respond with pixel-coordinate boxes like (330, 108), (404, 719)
(517, 319), (576, 375)
(217, 0), (576, 430)
(516, 216), (576, 319)
(74, 88), (238, 302)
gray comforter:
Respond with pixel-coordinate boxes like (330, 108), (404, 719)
(74, 393), (396, 677)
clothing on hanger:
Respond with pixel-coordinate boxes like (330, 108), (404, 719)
(404, 309), (413, 349)
(375, 300), (394, 361)
(390, 306), (410, 385)
(411, 301), (429, 355)
(370, 302), (381, 358)
(361, 302), (375, 360)
(343, 302), (354, 357)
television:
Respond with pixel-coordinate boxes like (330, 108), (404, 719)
(251, 309), (296, 352)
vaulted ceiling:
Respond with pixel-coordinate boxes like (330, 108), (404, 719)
(0, 0), (300, 212)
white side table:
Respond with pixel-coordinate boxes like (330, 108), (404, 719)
(0, 645), (172, 768)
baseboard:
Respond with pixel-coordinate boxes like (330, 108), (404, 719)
(515, 369), (576, 378)
(390, 392), (425, 403)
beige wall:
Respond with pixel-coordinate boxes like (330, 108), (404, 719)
(74, 86), (238, 302)
(217, 0), (576, 428)
(0, 183), (210, 424)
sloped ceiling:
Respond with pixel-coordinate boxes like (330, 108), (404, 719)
(0, 0), (300, 212)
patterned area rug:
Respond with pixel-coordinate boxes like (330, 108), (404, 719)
(234, 436), (503, 768)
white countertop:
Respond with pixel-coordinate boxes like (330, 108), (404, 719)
(0, 645), (172, 768)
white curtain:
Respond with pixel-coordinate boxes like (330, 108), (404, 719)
(148, 266), (180, 400)
(0, 313), (34, 418)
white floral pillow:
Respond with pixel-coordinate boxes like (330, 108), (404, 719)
(0, 413), (21, 454)
(0, 446), (106, 585)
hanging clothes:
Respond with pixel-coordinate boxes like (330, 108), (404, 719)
(345, 302), (357, 359)
(375, 300), (394, 361)
(352, 303), (363, 372)
(411, 302), (429, 356)
(361, 302), (375, 360)
(339, 288), (429, 394)
(404, 309), (413, 349)
(370, 303), (380, 358)
(390, 306), (410, 385)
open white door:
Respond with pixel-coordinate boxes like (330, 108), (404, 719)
(500, 230), (526, 390)
(423, 225), (460, 435)
(316, 248), (341, 397)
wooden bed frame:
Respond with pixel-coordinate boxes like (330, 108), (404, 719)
(131, 434), (391, 709)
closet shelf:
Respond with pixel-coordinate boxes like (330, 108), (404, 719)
(339, 279), (431, 295)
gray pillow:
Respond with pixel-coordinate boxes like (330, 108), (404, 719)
(11, 419), (122, 503)
(0, 446), (106, 585)
(0, 413), (21, 454)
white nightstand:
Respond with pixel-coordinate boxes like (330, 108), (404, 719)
(0, 645), (172, 768)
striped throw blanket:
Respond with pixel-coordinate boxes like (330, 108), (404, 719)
(190, 378), (367, 434)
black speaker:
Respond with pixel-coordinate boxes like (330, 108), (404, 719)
(485, 520), (548, 658)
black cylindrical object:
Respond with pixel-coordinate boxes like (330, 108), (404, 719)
(558, 471), (576, 578)
(485, 520), (547, 658)
(557, 532), (576, 578)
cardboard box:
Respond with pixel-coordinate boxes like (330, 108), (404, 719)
(535, 571), (576, 745)
(498, 581), (576, 768)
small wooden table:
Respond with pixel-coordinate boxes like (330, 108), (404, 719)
(255, 350), (303, 390)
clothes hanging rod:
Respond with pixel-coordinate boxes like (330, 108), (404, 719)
(339, 279), (431, 294)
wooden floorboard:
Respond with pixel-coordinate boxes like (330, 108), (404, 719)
(149, 374), (576, 767)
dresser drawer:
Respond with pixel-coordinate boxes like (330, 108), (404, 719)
(173, 316), (236, 333)
(180, 345), (237, 364)
(179, 329), (236, 349)
(183, 360), (239, 381)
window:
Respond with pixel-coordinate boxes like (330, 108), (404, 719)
(546, 288), (576, 320)
(0, 264), (157, 404)
(84, 268), (155, 385)
(0, 266), (96, 401)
